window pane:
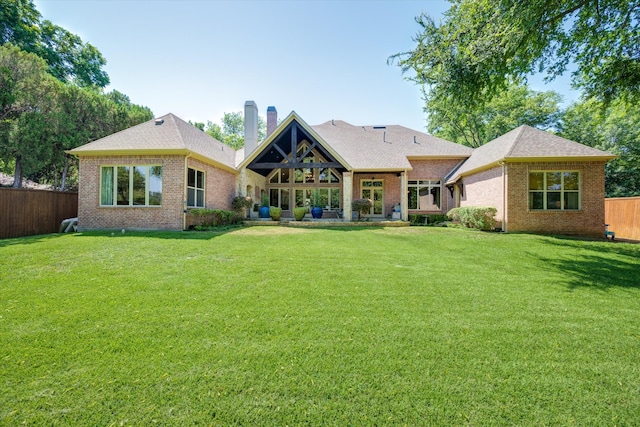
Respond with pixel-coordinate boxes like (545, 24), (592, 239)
(133, 166), (146, 205)
(530, 192), (543, 209)
(373, 189), (383, 214)
(196, 171), (205, 189)
(187, 188), (195, 207)
(270, 189), (279, 207)
(294, 169), (304, 183)
(529, 173), (544, 190)
(281, 189), (290, 210)
(565, 192), (579, 210)
(547, 192), (561, 209)
(546, 172), (562, 190)
(330, 189), (340, 209)
(280, 169), (289, 184)
(196, 189), (204, 207)
(188, 168), (196, 187)
(408, 186), (417, 209)
(117, 166), (130, 205)
(101, 167), (114, 205)
(564, 172), (579, 190)
(149, 166), (162, 206)
(270, 171), (279, 184)
(319, 168), (329, 183)
(295, 189), (304, 207)
(319, 188), (329, 207)
(432, 186), (441, 210)
(329, 171), (339, 183)
(418, 187), (430, 210)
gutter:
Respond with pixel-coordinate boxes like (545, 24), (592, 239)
(499, 160), (507, 232)
(183, 154), (191, 231)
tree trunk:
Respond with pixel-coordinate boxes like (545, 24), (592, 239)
(12, 156), (22, 188)
(61, 157), (69, 191)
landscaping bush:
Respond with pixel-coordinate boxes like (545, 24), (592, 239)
(447, 206), (497, 231)
(426, 214), (448, 225)
(409, 214), (427, 225)
(352, 198), (372, 220)
(188, 209), (240, 228)
(269, 206), (282, 221)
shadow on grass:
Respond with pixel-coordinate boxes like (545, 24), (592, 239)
(536, 236), (640, 291)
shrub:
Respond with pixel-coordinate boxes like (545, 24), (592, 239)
(293, 207), (307, 221)
(426, 214), (448, 225)
(231, 196), (253, 213)
(269, 206), (282, 221)
(409, 214), (427, 226)
(188, 209), (240, 228)
(352, 198), (372, 220)
(447, 206), (497, 231)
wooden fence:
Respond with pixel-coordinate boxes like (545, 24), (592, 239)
(605, 197), (640, 241)
(0, 188), (78, 239)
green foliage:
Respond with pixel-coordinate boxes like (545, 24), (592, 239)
(1, 1), (109, 88)
(188, 209), (239, 228)
(351, 198), (372, 219)
(231, 195), (253, 213)
(447, 206), (497, 231)
(204, 111), (267, 149)
(559, 98), (640, 197)
(428, 81), (562, 147)
(269, 206), (282, 221)
(293, 206), (307, 221)
(392, 0), (639, 119)
(261, 193), (269, 207)
(1, 229), (639, 425)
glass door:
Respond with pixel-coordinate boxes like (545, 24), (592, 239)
(361, 180), (384, 216)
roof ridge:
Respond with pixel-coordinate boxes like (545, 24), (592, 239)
(167, 114), (191, 150)
(504, 125), (528, 158)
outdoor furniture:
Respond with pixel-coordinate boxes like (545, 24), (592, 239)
(604, 224), (615, 240)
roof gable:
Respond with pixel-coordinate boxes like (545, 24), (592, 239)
(68, 113), (238, 172)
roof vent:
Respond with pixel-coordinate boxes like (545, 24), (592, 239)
(373, 126), (386, 130)
(331, 119), (335, 126)
(155, 118), (164, 125)
(413, 135), (419, 144)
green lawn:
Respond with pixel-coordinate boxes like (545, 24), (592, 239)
(1, 227), (639, 426)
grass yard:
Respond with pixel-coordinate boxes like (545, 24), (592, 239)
(1, 226), (639, 426)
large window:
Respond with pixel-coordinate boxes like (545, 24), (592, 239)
(269, 188), (290, 210)
(529, 171), (580, 210)
(101, 165), (162, 206)
(187, 168), (205, 208)
(408, 180), (441, 210)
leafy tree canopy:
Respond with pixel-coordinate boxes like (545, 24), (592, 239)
(392, 0), (639, 108)
(1, 0), (109, 88)
(559, 98), (640, 197)
(428, 80), (562, 147)
(200, 112), (266, 150)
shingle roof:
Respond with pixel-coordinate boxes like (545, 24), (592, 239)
(447, 125), (616, 183)
(311, 120), (473, 171)
(68, 113), (238, 171)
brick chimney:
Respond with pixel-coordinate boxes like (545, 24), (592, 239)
(244, 100), (258, 158)
(267, 106), (277, 137)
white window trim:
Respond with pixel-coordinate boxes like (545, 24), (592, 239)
(408, 179), (442, 211)
(100, 165), (162, 207)
(187, 167), (206, 208)
(529, 170), (581, 211)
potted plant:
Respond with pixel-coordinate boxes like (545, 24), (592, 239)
(259, 193), (270, 219)
(269, 206), (282, 221)
(293, 206), (307, 221)
(352, 198), (372, 220)
(311, 189), (323, 219)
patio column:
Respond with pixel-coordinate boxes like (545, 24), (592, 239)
(343, 171), (353, 222)
(400, 171), (408, 221)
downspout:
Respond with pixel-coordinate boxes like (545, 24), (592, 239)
(499, 160), (507, 233)
(183, 154), (191, 230)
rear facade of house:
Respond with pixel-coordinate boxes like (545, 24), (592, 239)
(69, 101), (615, 237)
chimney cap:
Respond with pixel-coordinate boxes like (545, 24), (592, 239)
(154, 118), (164, 125)
(267, 106), (277, 112)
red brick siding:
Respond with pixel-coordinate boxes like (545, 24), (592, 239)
(187, 158), (236, 210)
(353, 173), (401, 217)
(408, 159), (463, 213)
(506, 161), (606, 236)
(77, 155), (236, 231)
(459, 166), (504, 222)
(78, 155), (185, 230)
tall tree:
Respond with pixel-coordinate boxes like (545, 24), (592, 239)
(428, 81), (562, 147)
(392, 0), (640, 109)
(559, 99), (640, 197)
(1, 0), (109, 88)
(203, 112), (266, 149)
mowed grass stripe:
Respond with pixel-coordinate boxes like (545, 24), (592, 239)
(1, 227), (639, 425)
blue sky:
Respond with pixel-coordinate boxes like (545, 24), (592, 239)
(35, 0), (577, 131)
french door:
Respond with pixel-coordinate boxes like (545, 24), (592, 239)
(360, 180), (384, 216)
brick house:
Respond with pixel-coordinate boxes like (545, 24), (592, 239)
(69, 101), (615, 236)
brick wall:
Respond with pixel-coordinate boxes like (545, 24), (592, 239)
(187, 158), (237, 210)
(506, 161), (606, 236)
(77, 155), (238, 231)
(409, 159), (464, 213)
(459, 166), (504, 222)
